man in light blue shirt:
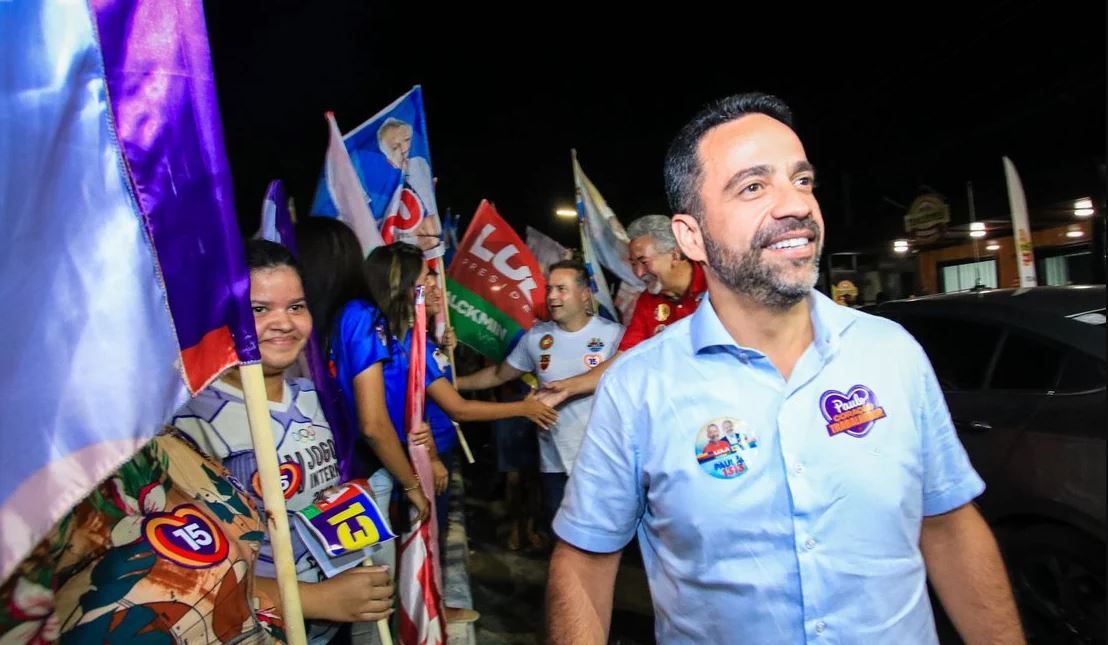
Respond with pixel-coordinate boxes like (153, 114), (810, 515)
(546, 93), (1023, 645)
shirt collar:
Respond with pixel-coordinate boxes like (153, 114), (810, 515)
(690, 287), (856, 360)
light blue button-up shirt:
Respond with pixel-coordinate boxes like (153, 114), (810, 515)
(554, 289), (984, 644)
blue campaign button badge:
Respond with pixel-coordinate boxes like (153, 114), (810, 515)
(694, 417), (757, 480)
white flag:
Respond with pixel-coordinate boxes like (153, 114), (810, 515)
(1003, 157), (1037, 287)
(324, 112), (384, 254)
(526, 225), (570, 276)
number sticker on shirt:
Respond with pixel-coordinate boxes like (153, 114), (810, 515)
(143, 504), (230, 568)
(252, 462), (302, 500)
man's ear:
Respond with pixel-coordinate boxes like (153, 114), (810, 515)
(672, 214), (706, 263)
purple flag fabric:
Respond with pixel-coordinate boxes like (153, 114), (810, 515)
(0, 0), (255, 582)
(257, 179), (298, 252)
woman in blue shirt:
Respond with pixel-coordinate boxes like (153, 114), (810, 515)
(363, 242), (557, 489)
(296, 218), (430, 589)
(365, 242), (556, 624)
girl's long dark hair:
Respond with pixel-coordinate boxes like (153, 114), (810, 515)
(364, 242), (424, 340)
(295, 217), (374, 353)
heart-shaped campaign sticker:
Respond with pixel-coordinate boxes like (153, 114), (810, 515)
(143, 504), (229, 568)
(252, 462), (302, 500)
(819, 385), (887, 438)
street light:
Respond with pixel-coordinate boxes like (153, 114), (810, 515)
(969, 222), (986, 238)
(892, 239), (909, 253)
(985, 241), (1000, 252)
(555, 207), (577, 218)
(1074, 198), (1094, 218)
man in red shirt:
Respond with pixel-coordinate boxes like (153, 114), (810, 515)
(620, 214), (708, 349)
(537, 214), (707, 406)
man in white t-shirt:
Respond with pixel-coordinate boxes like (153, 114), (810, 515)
(457, 259), (623, 529)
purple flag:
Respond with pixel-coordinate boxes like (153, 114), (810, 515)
(0, 0), (256, 581)
(257, 179), (298, 252)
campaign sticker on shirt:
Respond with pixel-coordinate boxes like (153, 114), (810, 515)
(143, 504), (229, 569)
(694, 417), (757, 479)
(252, 462), (302, 500)
(583, 353), (603, 369)
(654, 303), (671, 322)
(820, 385), (887, 438)
(539, 334), (554, 350)
(539, 354), (551, 370)
(587, 337), (604, 352)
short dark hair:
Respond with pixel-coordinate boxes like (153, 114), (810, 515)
(663, 92), (794, 219)
(547, 259), (589, 288)
(245, 238), (298, 274)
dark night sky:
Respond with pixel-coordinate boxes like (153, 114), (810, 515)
(204, 2), (1105, 254)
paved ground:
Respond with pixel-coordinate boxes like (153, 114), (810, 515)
(453, 432), (655, 645)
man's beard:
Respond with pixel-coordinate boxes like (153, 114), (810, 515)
(702, 219), (822, 310)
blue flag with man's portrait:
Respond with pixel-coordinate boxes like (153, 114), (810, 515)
(311, 86), (443, 258)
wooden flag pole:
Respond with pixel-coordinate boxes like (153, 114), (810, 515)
(239, 363), (308, 645)
(435, 258), (475, 464)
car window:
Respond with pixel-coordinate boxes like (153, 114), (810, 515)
(894, 315), (1000, 391)
(989, 330), (1063, 391)
(1055, 350), (1107, 393)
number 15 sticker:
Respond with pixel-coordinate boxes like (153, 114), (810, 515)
(144, 504), (229, 568)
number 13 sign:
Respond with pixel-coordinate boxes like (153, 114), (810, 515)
(296, 483), (397, 557)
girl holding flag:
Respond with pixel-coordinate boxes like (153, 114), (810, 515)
(172, 240), (394, 642)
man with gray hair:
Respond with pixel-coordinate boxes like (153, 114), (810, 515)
(622, 214), (706, 347)
(536, 213), (706, 407)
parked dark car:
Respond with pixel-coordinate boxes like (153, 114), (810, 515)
(872, 286), (1105, 643)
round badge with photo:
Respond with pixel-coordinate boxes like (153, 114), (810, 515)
(694, 416), (757, 480)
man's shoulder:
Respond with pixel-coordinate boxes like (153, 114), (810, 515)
(511, 321), (555, 357)
(589, 316), (624, 335)
(528, 320), (559, 337)
(603, 316), (693, 381)
(839, 305), (921, 349)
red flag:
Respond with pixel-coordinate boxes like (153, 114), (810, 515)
(398, 286), (447, 645)
(447, 200), (547, 326)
